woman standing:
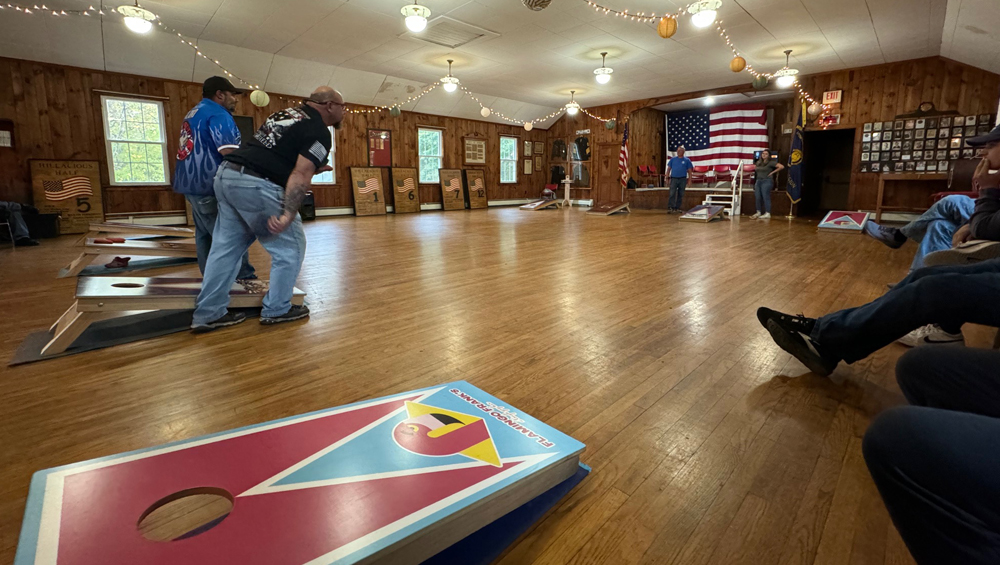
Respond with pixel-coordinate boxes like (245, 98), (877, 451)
(752, 150), (784, 219)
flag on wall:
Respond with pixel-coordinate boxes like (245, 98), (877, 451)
(618, 120), (630, 190)
(42, 176), (93, 201)
(665, 104), (767, 166)
(786, 101), (805, 203)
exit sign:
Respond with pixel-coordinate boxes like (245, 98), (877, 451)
(823, 90), (843, 104)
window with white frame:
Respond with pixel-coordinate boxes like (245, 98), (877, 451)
(500, 136), (518, 183)
(101, 96), (169, 185)
(418, 127), (443, 184)
(312, 126), (337, 184)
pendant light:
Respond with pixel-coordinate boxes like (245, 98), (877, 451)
(594, 52), (613, 84)
(565, 90), (580, 116)
(773, 49), (799, 88)
(687, 0), (721, 28)
(401, 1), (431, 32)
(117, 1), (156, 34)
(440, 59), (460, 93)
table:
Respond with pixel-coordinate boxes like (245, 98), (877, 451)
(560, 178), (573, 208)
(875, 173), (948, 222)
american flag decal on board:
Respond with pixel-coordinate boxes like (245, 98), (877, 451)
(356, 178), (380, 194)
(396, 178), (415, 193)
(445, 178), (462, 193)
(43, 176), (93, 201)
(472, 178), (484, 192)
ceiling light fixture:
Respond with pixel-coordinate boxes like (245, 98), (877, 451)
(687, 0), (721, 28)
(401, 2), (431, 32)
(117, 1), (155, 34)
(705, 96), (715, 106)
(773, 49), (799, 88)
(440, 59), (460, 92)
(594, 52), (613, 84)
(565, 90), (581, 115)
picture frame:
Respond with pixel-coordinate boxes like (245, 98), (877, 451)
(940, 117), (952, 128)
(916, 161), (926, 171)
(914, 141), (924, 150)
(979, 125), (991, 135)
(463, 137), (487, 165)
(872, 152), (880, 161)
(861, 152), (870, 161)
(862, 142), (871, 151)
(966, 116), (977, 126)
(979, 114), (991, 124)
(894, 120), (904, 130)
(882, 142), (891, 151)
(905, 162), (915, 171)
(524, 140), (532, 157)
(534, 141), (544, 155)
(860, 163), (869, 173)
(938, 139), (949, 149)
(863, 123), (873, 132)
(936, 150), (947, 160)
(916, 118), (926, 129)
(891, 140), (902, 150)
(927, 161), (938, 172)
(915, 129), (926, 139)
(884, 131), (893, 141)
(873, 122), (883, 131)
(891, 150), (902, 160)
(903, 130), (913, 140)
(965, 126), (977, 137)
(962, 148), (975, 158)
(927, 128), (937, 138)
(905, 119), (915, 129)
(953, 127), (964, 137)
(902, 141), (912, 151)
(949, 149), (960, 159)
(940, 128), (950, 138)
(883, 121), (893, 131)
(927, 118), (938, 128)
(534, 156), (542, 172)
(902, 152), (911, 160)
(524, 158), (532, 175)
(862, 132), (872, 142)
(894, 162), (904, 171)
(367, 129), (392, 167)
(924, 150), (935, 160)
(950, 137), (962, 148)
(938, 160), (950, 171)
(872, 132), (881, 141)
(882, 163), (891, 173)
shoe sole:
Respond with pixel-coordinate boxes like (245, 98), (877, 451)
(192, 316), (246, 334)
(766, 320), (835, 377)
(260, 311), (309, 325)
(923, 241), (1000, 267)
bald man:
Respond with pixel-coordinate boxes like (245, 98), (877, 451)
(192, 87), (345, 332)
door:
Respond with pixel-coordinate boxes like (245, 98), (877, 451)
(595, 142), (621, 203)
(800, 129), (856, 217)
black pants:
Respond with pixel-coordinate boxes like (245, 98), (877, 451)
(863, 346), (1000, 565)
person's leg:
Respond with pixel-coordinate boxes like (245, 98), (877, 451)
(761, 177), (772, 215)
(895, 346), (1000, 418)
(676, 178), (686, 210)
(900, 194), (975, 242)
(0, 202), (32, 240)
(910, 219), (958, 271)
(187, 192), (256, 280)
(668, 178), (679, 209)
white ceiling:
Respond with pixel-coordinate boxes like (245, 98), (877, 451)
(0, 0), (995, 127)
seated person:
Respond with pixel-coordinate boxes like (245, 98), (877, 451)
(863, 194), (976, 272)
(0, 201), (39, 246)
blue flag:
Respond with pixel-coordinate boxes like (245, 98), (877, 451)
(787, 101), (805, 203)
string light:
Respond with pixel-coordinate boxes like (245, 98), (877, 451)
(582, 0), (683, 22)
(346, 82), (443, 114)
(154, 21), (260, 89)
(1, 2), (100, 16)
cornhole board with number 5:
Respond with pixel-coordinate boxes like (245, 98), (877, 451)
(390, 167), (420, 214)
(464, 169), (488, 209)
(350, 167), (387, 217)
(439, 169), (466, 211)
(14, 381), (585, 565)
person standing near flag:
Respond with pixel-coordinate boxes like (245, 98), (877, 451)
(751, 150), (784, 220)
(173, 76), (256, 281)
(666, 146), (694, 213)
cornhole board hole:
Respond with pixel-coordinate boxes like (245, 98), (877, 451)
(439, 169), (467, 211)
(818, 210), (870, 233)
(679, 204), (726, 223)
(587, 201), (630, 216)
(79, 222), (194, 243)
(464, 169), (488, 209)
(59, 239), (197, 278)
(350, 167), (387, 217)
(15, 381), (585, 565)
(40, 276), (305, 356)
(520, 199), (562, 211)
(390, 167), (420, 214)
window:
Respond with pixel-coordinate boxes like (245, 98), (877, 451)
(500, 136), (518, 183)
(312, 126), (337, 184)
(418, 128), (443, 183)
(101, 96), (168, 185)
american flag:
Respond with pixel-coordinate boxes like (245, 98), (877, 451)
(396, 178), (415, 193)
(43, 176), (93, 201)
(471, 178), (484, 192)
(618, 121), (630, 189)
(355, 178), (380, 194)
(444, 178), (462, 193)
(666, 104), (767, 166)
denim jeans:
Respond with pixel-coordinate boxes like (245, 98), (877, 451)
(863, 346), (1000, 565)
(754, 177), (773, 214)
(0, 201), (30, 240)
(812, 258), (1000, 363)
(668, 177), (687, 209)
(185, 194), (255, 280)
(898, 194), (975, 271)
(192, 167), (306, 324)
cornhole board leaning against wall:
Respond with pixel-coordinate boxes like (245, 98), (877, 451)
(439, 169), (467, 211)
(390, 168), (420, 214)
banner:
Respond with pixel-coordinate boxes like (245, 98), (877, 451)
(787, 101), (805, 203)
(30, 160), (103, 234)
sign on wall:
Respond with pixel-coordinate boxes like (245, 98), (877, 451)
(30, 160), (103, 234)
(368, 129), (392, 167)
(390, 167), (420, 214)
(823, 90), (843, 105)
(350, 167), (387, 217)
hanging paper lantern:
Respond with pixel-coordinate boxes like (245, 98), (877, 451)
(521, 0), (552, 10)
(389, 106), (402, 117)
(605, 119), (616, 130)
(751, 75), (769, 90)
(730, 56), (746, 73)
(657, 16), (677, 38)
(480, 107), (491, 118)
(249, 90), (270, 107)
(807, 102), (823, 116)
(524, 122), (534, 131)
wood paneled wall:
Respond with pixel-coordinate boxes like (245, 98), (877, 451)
(0, 56), (548, 214)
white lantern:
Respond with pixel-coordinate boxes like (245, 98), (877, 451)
(524, 122), (534, 131)
(480, 107), (491, 118)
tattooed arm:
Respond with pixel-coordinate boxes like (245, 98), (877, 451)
(267, 155), (326, 234)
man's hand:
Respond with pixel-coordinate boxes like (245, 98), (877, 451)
(267, 212), (294, 235)
(315, 164), (333, 174)
(952, 223), (973, 247)
(973, 157), (1000, 192)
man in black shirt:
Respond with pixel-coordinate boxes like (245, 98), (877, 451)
(191, 86), (344, 332)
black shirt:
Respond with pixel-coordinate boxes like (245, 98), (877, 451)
(225, 105), (331, 187)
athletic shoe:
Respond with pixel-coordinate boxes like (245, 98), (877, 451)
(192, 311), (246, 333)
(750, 212), (761, 219)
(261, 304), (310, 325)
(923, 240), (1000, 267)
(759, 213), (771, 220)
(766, 319), (839, 377)
(896, 324), (964, 347)
(756, 307), (817, 335)
(863, 221), (905, 249)
(14, 237), (39, 247)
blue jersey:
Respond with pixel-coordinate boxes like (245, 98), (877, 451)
(667, 156), (694, 177)
(173, 99), (241, 196)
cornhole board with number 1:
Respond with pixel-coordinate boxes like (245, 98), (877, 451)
(350, 167), (387, 217)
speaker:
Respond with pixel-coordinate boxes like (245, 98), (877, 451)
(299, 191), (316, 221)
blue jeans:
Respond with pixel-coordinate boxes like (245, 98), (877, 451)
(754, 177), (773, 214)
(812, 258), (1000, 363)
(185, 194), (255, 280)
(0, 201), (30, 240)
(192, 167), (306, 324)
(864, 346), (1000, 565)
(899, 194), (975, 271)
(668, 177), (687, 209)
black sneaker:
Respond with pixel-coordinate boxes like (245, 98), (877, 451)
(766, 319), (839, 377)
(863, 221), (905, 249)
(756, 307), (817, 335)
(192, 311), (246, 333)
(260, 305), (310, 325)
(15, 237), (39, 247)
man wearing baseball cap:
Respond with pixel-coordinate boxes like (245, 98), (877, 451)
(172, 76), (255, 280)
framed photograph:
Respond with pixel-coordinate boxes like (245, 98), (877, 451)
(894, 120), (904, 130)
(884, 131), (894, 141)
(861, 152), (871, 161)
(534, 141), (544, 155)
(524, 140), (532, 157)
(906, 162), (916, 171)
(523, 158), (532, 175)
(860, 163), (869, 172)
(916, 129), (926, 139)
(905, 119), (915, 129)
(874, 122), (883, 131)
(950, 137), (962, 148)
(927, 128), (937, 138)
(872, 131), (882, 141)
(916, 161), (926, 171)
(966, 116), (977, 126)
(927, 118), (938, 128)
(936, 150), (948, 160)
(463, 137), (487, 165)
(534, 156), (542, 171)
(892, 150), (902, 160)
(979, 114), (991, 124)
(952, 127), (963, 137)
(949, 149), (960, 159)
(862, 142), (871, 151)
(938, 160), (950, 171)
(903, 141), (912, 151)
(979, 125), (991, 135)
(863, 132), (872, 142)
(904, 130), (914, 140)
(916, 118), (926, 129)
(882, 163), (891, 173)
(879, 141), (889, 151)
(924, 150), (935, 160)
(894, 162), (904, 171)
(963, 148), (975, 158)
(927, 161), (938, 171)
(966, 126), (977, 137)
(902, 152), (911, 160)
(891, 140), (902, 150)
(872, 151), (880, 161)
(941, 117), (952, 128)
(915, 141), (925, 150)
(937, 139), (948, 149)
(864, 123), (873, 132)
(367, 129), (392, 167)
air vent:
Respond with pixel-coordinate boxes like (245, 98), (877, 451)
(401, 16), (498, 49)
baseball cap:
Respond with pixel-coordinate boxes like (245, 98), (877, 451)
(202, 76), (243, 98)
(966, 123), (1000, 147)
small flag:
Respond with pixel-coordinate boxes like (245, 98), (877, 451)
(472, 178), (484, 192)
(355, 178), (380, 194)
(396, 178), (415, 192)
(787, 101), (805, 203)
(618, 121), (630, 189)
(43, 176), (93, 201)
(445, 178), (462, 193)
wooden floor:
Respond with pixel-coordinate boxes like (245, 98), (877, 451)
(3, 207), (989, 564)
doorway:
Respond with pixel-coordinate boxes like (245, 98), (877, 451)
(594, 142), (621, 203)
(799, 129), (856, 217)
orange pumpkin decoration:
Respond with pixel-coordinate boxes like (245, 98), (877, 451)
(730, 56), (746, 72)
(657, 16), (677, 38)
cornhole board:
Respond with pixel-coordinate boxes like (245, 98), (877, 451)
(15, 381), (585, 565)
(463, 169), (488, 209)
(679, 204), (726, 223)
(390, 167), (420, 214)
(80, 222), (194, 243)
(59, 239), (197, 278)
(40, 276), (306, 356)
(520, 199), (562, 211)
(350, 167), (387, 217)
(439, 169), (466, 211)
(818, 210), (870, 233)
(587, 201), (630, 216)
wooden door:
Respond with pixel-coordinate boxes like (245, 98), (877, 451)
(594, 143), (621, 203)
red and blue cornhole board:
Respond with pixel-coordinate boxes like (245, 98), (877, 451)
(15, 382), (585, 565)
(818, 210), (870, 233)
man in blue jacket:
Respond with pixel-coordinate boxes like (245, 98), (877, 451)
(173, 76), (255, 280)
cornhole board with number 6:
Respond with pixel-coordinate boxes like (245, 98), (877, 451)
(390, 167), (420, 214)
(350, 167), (387, 217)
(59, 239), (198, 278)
(587, 201), (630, 216)
(439, 169), (466, 211)
(520, 199), (562, 211)
(464, 169), (488, 209)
